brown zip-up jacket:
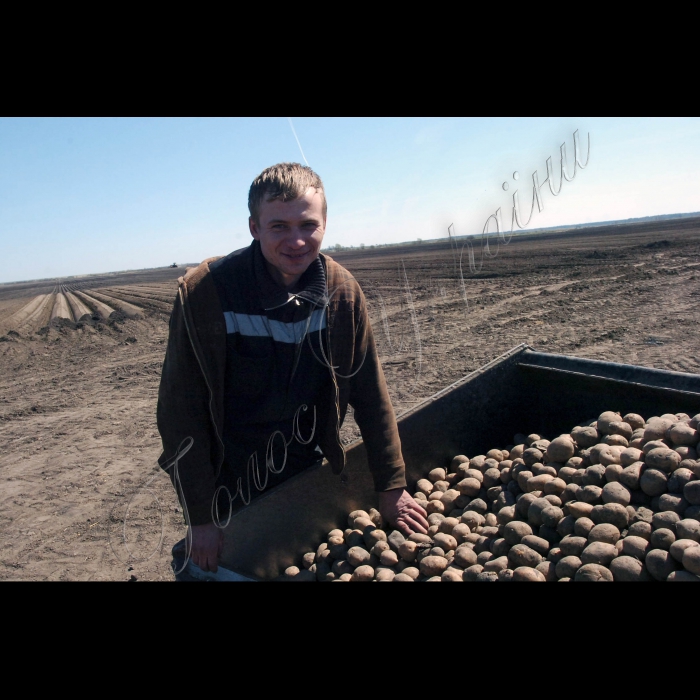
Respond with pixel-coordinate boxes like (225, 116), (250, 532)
(157, 250), (407, 526)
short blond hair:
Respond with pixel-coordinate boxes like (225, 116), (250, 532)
(248, 162), (327, 223)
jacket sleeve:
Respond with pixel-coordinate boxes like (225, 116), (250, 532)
(346, 286), (407, 493)
(157, 291), (219, 526)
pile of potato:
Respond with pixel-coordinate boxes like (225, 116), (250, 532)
(283, 410), (700, 581)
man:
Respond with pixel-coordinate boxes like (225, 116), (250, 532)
(157, 162), (428, 575)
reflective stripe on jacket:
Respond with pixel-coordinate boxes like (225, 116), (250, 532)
(156, 247), (407, 526)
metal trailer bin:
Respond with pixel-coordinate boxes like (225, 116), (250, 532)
(207, 343), (700, 580)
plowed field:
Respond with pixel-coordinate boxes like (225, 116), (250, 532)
(1, 217), (700, 580)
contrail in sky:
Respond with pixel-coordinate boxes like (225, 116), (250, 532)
(287, 117), (310, 166)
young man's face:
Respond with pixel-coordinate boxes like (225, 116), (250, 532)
(249, 187), (326, 290)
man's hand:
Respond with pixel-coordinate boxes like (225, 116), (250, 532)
(188, 522), (223, 573)
(378, 488), (429, 537)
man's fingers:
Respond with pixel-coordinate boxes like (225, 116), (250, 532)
(395, 520), (413, 537)
(402, 513), (428, 534)
(406, 506), (429, 529)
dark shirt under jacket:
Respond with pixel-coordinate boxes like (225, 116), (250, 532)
(209, 240), (330, 514)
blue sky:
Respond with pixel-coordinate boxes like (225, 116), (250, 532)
(1, 117), (699, 283)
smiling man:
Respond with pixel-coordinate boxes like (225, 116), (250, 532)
(157, 162), (428, 576)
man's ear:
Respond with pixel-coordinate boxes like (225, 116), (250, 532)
(249, 216), (260, 240)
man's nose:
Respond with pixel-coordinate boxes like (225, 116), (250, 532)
(286, 228), (307, 248)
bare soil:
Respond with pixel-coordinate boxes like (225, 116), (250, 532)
(2, 217), (700, 580)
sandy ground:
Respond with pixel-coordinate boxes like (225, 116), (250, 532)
(1, 217), (699, 580)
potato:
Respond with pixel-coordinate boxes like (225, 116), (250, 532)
(349, 565), (374, 582)
(580, 542), (618, 567)
(527, 497), (552, 526)
(685, 480), (700, 505)
(578, 485), (603, 505)
(668, 422), (698, 446)
(540, 505), (564, 528)
(558, 535), (587, 556)
(658, 493), (687, 515)
(582, 466), (605, 488)
(328, 536), (348, 560)
(601, 481), (632, 506)
(623, 413), (645, 430)
(640, 469), (668, 497)
(451, 455), (470, 471)
(441, 568), (464, 582)
(566, 501), (594, 520)
(508, 544), (543, 569)
(666, 468), (693, 495)
(645, 448), (681, 473)
(682, 546), (700, 575)
(570, 522), (593, 543)
(597, 411), (622, 435)
(642, 439), (667, 455)
(604, 464), (624, 483)
(571, 426), (599, 448)
(650, 528), (675, 551)
(415, 478), (434, 496)
(521, 535), (550, 556)
(643, 417), (674, 442)
(370, 540), (390, 557)
(619, 448), (643, 468)
(619, 461), (644, 490)
(609, 421), (633, 440)
(646, 549), (677, 580)
(546, 436), (575, 463)
(364, 528), (387, 549)
(457, 477), (482, 498)
(604, 434), (629, 447)
(483, 468), (501, 489)
(555, 555), (582, 579)
(609, 556), (650, 581)
(347, 545), (372, 568)
(652, 511), (680, 532)
(428, 467), (447, 483)
(453, 545), (478, 568)
(484, 555), (509, 573)
(667, 570), (700, 581)
(433, 532), (458, 552)
(425, 500), (445, 515)
(512, 566), (546, 581)
(574, 563), (614, 581)
(674, 446), (697, 461)
(465, 498), (488, 515)
(470, 455), (487, 471)
(392, 573), (414, 582)
(599, 445), (625, 466)
(626, 521), (652, 541)
(346, 511), (369, 528)
(461, 511), (484, 531)
(459, 564), (482, 581)
(588, 523), (621, 545)
(523, 448), (544, 466)
(675, 519), (700, 542)
(331, 560), (354, 577)
(375, 568), (395, 582)
(503, 520), (533, 545)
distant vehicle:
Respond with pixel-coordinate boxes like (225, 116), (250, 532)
(170, 263), (178, 268)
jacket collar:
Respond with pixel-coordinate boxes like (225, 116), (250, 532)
(252, 239), (328, 310)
